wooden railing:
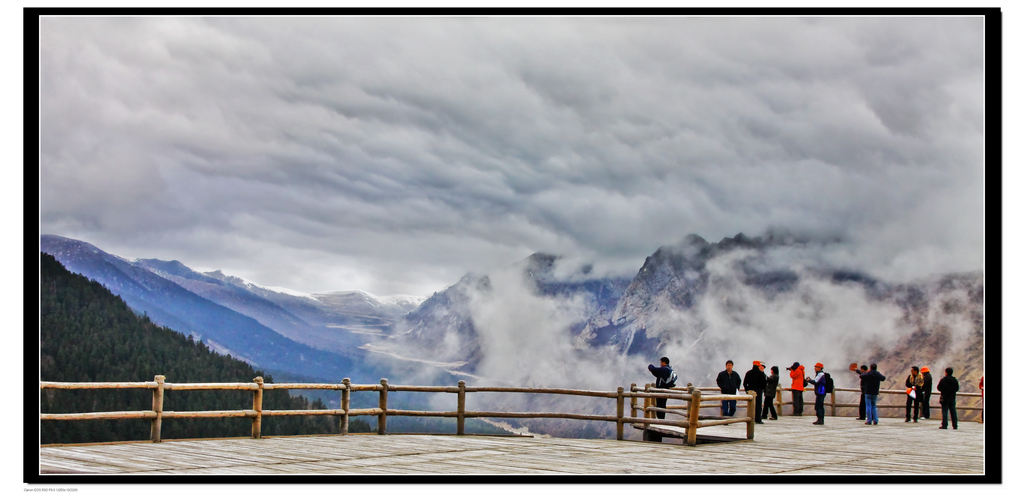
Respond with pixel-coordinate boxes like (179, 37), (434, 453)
(676, 385), (983, 418)
(775, 387), (983, 417)
(41, 376), (979, 447)
(629, 382), (757, 445)
(43, 376), (727, 444)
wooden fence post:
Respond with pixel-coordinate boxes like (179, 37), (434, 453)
(643, 383), (652, 422)
(616, 387), (625, 441)
(640, 383), (652, 441)
(457, 380), (466, 435)
(251, 376), (263, 439)
(341, 378), (351, 435)
(687, 389), (701, 446)
(378, 378), (388, 435)
(776, 388), (782, 417)
(830, 388), (836, 417)
(745, 390), (755, 440)
(151, 375), (165, 443)
(629, 382), (637, 419)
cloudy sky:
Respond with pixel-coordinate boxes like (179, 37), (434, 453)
(37, 16), (987, 297)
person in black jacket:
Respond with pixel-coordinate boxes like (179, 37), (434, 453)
(716, 360), (742, 417)
(743, 361), (767, 424)
(762, 366), (780, 421)
(921, 366), (934, 419)
(647, 357), (676, 419)
(855, 364), (868, 420)
(937, 367), (960, 430)
(860, 363), (886, 425)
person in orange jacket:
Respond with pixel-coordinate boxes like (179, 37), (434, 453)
(787, 362), (806, 416)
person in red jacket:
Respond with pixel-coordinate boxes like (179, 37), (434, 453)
(787, 362), (806, 416)
(979, 376), (984, 423)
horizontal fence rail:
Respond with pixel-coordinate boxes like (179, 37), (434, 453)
(40, 377), (659, 444)
(39, 376), (984, 446)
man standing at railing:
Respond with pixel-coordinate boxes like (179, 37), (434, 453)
(763, 365), (780, 421)
(854, 364), (868, 420)
(921, 366), (934, 419)
(937, 367), (960, 430)
(860, 363), (886, 425)
(743, 361), (767, 424)
(648, 357), (677, 419)
(716, 360), (742, 417)
(787, 362), (806, 416)
(805, 362), (828, 425)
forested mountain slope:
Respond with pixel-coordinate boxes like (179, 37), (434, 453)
(38, 252), (369, 444)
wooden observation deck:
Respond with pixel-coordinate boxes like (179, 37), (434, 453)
(39, 416), (984, 475)
(37, 376), (986, 475)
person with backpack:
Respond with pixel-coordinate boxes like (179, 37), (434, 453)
(743, 361), (767, 424)
(804, 362), (830, 425)
(787, 362), (806, 416)
(762, 365), (780, 421)
(937, 367), (960, 430)
(647, 357), (677, 419)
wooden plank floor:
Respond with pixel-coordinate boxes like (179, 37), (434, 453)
(38, 416), (985, 475)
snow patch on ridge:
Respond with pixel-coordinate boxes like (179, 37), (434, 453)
(262, 285), (321, 301)
(316, 289), (428, 307)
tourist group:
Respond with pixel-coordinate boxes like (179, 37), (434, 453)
(647, 358), (979, 430)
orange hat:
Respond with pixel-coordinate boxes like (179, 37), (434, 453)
(753, 360), (761, 367)
(921, 366), (930, 373)
(814, 362), (824, 368)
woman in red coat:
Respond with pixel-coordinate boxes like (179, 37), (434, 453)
(787, 362), (806, 416)
(979, 376), (984, 423)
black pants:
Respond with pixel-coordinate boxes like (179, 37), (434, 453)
(752, 390), (763, 422)
(814, 394), (825, 422)
(906, 393), (922, 421)
(859, 392), (866, 419)
(655, 397), (666, 419)
(793, 390), (804, 415)
(762, 392), (777, 419)
(941, 398), (958, 429)
(921, 392), (932, 418)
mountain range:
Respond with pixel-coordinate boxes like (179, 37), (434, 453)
(39, 232), (984, 436)
(39, 234), (425, 385)
(371, 232), (984, 436)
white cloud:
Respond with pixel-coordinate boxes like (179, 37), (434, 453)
(39, 16), (985, 295)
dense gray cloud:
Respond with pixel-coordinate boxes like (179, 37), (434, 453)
(38, 16), (986, 296)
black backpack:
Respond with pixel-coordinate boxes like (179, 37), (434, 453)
(824, 372), (834, 394)
(664, 368), (678, 388)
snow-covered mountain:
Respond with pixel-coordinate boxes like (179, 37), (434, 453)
(374, 232), (984, 394)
